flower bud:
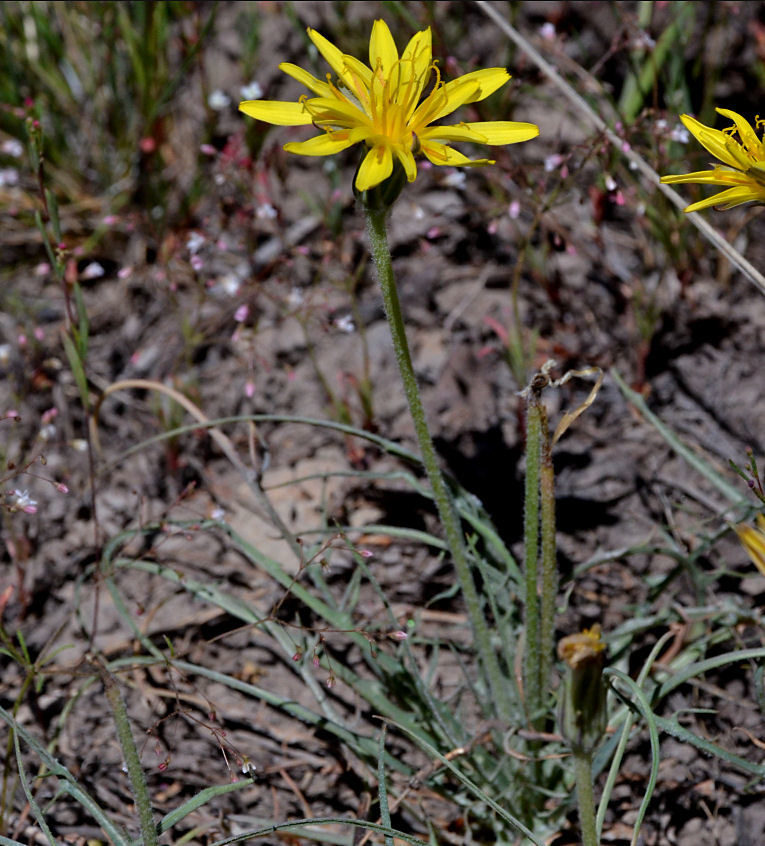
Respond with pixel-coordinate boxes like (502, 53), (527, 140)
(558, 625), (607, 754)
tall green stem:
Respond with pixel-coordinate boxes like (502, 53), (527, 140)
(538, 404), (557, 707)
(522, 399), (541, 721)
(523, 375), (557, 724)
(364, 205), (511, 721)
(573, 750), (599, 846)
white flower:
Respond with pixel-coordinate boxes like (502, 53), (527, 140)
(334, 314), (355, 333)
(441, 169), (466, 188)
(544, 153), (564, 172)
(670, 125), (690, 144)
(218, 273), (241, 296)
(0, 168), (19, 187)
(1, 139), (23, 157)
(208, 89), (231, 111)
(81, 261), (105, 280)
(186, 231), (205, 254)
(255, 202), (277, 220)
(240, 80), (263, 100)
(39, 424), (57, 441)
(10, 490), (37, 514)
(288, 287), (304, 307)
(539, 22), (556, 41)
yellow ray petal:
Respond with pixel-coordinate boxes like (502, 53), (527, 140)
(355, 144), (393, 190)
(239, 99), (313, 126)
(660, 168), (754, 187)
(413, 78), (481, 127)
(369, 19), (398, 77)
(680, 114), (746, 171)
(421, 120), (539, 145)
(283, 130), (361, 156)
(278, 62), (332, 97)
(393, 147), (418, 182)
(308, 28), (355, 91)
(716, 108), (764, 158)
(420, 139), (493, 167)
(683, 185), (765, 213)
(400, 27), (432, 86)
(306, 96), (369, 126)
(735, 522), (765, 576)
(341, 55), (374, 95)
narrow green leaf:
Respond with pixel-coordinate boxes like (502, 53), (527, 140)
(612, 368), (746, 506)
(45, 187), (61, 242)
(378, 725), (394, 846)
(13, 730), (57, 846)
(605, 669), (661, 846)
(61, 331), (90, 410)
(208, 817), (428, 846)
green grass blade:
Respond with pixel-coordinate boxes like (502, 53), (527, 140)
(653, 713), (765, 777)
(378, 725), (394, 846)
(0, 705), (129, 845)
(12, 730), (58, 846)
(208, 817), (428, 846)
(386, 719), (546, 845)
(653, 646), (765, 702)
(611, 369), (746, 506)
(604, 668), (661, 846)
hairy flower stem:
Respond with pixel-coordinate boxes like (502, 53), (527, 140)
(573, 749), (599, 846)
(523, 376), (557, 725)
(522, 399), (542, 722)
(539, 406), (557, 708)
(365, 205), (511, 721)
(92, 654), (158, 846)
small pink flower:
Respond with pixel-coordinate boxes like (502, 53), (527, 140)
(234, 304), (249, 323)
(245, 380), (255, 398)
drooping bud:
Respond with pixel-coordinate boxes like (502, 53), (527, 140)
(558, 625), (607, 754)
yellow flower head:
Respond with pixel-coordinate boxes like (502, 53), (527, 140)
(660, 108), (765, 212)
(735, 513), (765, 576)
(239, 19), (539, 192)
(557, 624), (605, 669)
